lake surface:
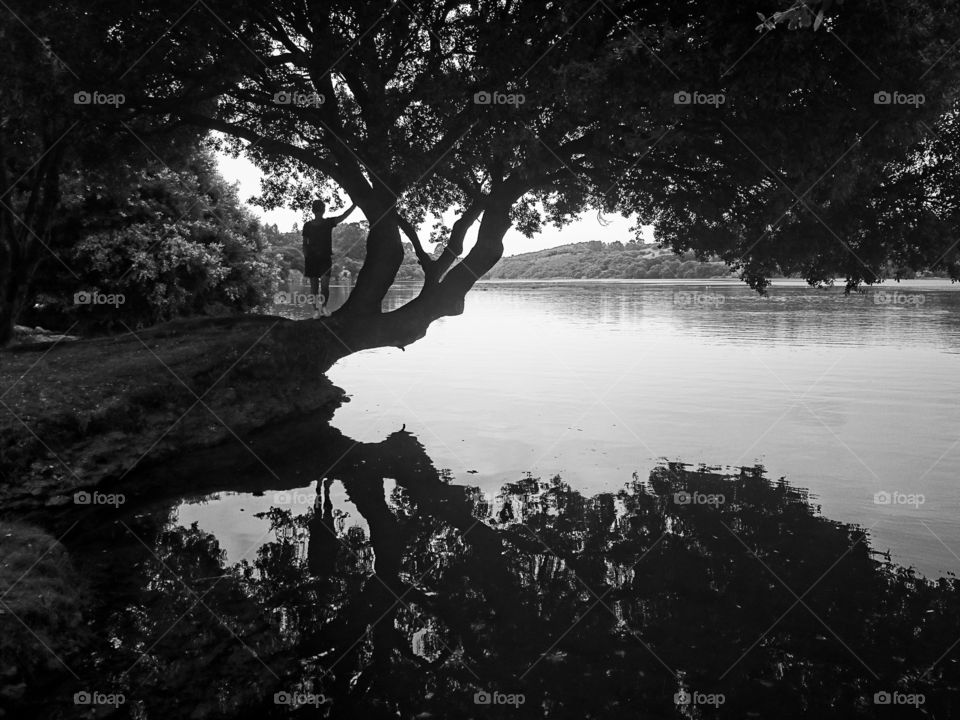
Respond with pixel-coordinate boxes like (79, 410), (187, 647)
(320, 280), (960, 577)
(8, 279), (960, 718)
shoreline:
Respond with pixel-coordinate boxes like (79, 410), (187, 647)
(472, 277), (960, 289)
(379, 277), (960, 289)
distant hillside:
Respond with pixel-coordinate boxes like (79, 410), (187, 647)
(485, 241), (734, 280)
(268, 230), (732, 282)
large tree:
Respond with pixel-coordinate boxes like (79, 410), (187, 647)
(6, 0), (960, 357)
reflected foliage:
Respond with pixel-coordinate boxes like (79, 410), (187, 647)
(7, 430), (960, 718)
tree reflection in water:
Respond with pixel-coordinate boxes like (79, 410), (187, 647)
(22, 427), (960, 718)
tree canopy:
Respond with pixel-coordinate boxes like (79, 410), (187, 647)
(2, 0), (960, 352)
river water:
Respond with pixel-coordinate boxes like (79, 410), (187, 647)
(316, 279), (960, 576)
(10, 279), (960, 718)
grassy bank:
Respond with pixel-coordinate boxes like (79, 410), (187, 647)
(0, 315), (345, 510)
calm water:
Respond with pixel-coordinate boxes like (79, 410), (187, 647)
(8, 279), (960, 718)
(321, 280), (960, 577)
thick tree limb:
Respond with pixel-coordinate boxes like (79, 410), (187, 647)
(431, 201), (484, 283)
(440, 197), (514, 298)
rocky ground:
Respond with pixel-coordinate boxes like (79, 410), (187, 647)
(9, 325), (81, 346)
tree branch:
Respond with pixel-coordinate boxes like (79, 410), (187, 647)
(397, 214), (432, 271)
(432, 201), (483, 282)
(178, 112), (343, 181)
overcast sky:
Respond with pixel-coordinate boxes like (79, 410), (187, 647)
(217, 153), (654, 256)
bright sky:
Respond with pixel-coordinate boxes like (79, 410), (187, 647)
(217, 153), (654, 255)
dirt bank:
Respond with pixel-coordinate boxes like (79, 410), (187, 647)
(0, 315), (347, 510)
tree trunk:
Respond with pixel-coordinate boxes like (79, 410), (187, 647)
(0, 230), (37, 347)
(0, 298), (16, 347)
(337, 200), (404, 315)
(0, 240), (14, 345)
(0, 262), (48, 346)
(0, 136), (61, 347)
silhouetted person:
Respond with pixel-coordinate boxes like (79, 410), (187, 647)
(302, 200), (356, 318)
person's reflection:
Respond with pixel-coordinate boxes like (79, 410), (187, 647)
(307, 478), (337, 577)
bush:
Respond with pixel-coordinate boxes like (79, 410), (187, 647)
(24, 149), (283, 333)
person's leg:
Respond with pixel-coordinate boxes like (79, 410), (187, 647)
(309, 276), (321, 316)
(320, 269), (331, 314)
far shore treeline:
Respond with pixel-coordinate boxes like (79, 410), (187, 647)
(482, 241), (951, 281)
(486, 241), (734, 280)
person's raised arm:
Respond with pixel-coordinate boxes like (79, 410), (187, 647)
(332, 204), (356, 224)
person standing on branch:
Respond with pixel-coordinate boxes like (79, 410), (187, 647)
(302, 199), (356, 317)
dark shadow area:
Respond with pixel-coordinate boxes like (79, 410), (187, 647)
(3, 424), (959, 719)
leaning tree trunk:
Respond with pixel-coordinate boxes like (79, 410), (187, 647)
(339, 221), (403, 314)
(336, 196), (405, 316)
(321, 196), (515, 364)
